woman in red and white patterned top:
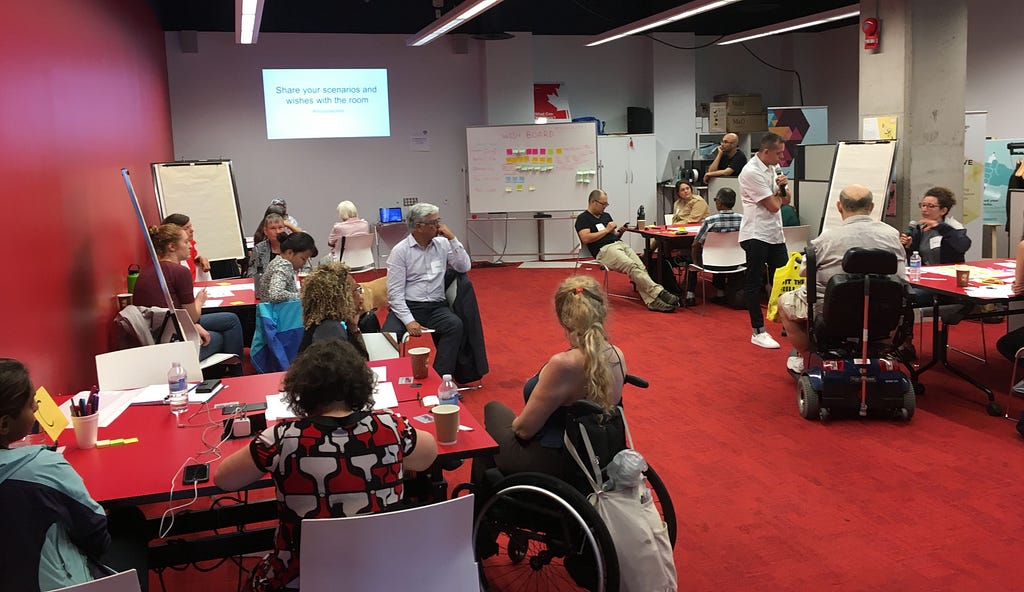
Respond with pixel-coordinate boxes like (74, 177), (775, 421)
(215, 340), (437, 591)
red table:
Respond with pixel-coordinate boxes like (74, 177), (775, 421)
(908, 258), (1020, 415)
(64, 357), (496, 505)
(625, 224), (698, 284)
(194, 278), (257, 343)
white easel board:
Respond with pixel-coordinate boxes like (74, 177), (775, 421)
(820, 141), (898, 233)
(467, 122), (598, 214)
(152, 160), (245, 261)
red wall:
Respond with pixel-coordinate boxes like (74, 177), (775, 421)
(0, 1), (173, 393)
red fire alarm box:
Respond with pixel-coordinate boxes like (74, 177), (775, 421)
(862, 17), (880, 50)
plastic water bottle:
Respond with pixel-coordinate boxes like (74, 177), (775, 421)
(437, 374), (459, 406)
(167, 362), (188, 419)
(908, 251), (921, 282)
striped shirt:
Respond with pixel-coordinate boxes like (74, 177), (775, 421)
(694, 210), (743, 243)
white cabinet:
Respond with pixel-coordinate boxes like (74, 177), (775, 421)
(598, 134), (656, 252)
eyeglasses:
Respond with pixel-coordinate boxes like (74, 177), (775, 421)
(918, 202), (941, 209)
(418, 219), (441, 227)
(352, 285), (365, 294)
(595, 201), (609, 206)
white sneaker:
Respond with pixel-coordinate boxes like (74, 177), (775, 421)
(786, 356), (804, 374)
(751, 331), (781, 349)
(1013, 380), (1024, 395)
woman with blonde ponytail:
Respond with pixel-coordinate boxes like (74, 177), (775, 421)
(476, 275), (627, 479)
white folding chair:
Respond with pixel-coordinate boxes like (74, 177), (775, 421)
(96, 341), (203, 391)
(782, 225), (810, 254)
(339, 232), (375, 272)
(362, 332), (402, 361)
(687, 230), (747, 315)
(52, 570), (141, 592)
(573, 243), (638, 301)
(299, 495), (478, 592)
(171, 309), (241, 371)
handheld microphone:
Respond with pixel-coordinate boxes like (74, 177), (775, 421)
(905, 220), (919, 235)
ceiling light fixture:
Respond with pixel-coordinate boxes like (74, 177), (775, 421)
(407, 0), (507, 47)
(716, 7), (860, 45)
(236, 0), (265, 45)
(586, 0), (741, 47)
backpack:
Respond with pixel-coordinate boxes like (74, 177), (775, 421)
(563, 405), (677, 592)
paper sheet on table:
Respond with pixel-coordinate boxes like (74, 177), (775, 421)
(128, 383), (219, 405)
(202, 299), (223, 308)
(684, 225), (701, 233)
(372, 366), (386, 382)
(265, 382), (398, 421)
(922, 265), (1013, 280)
(59, 389), (138, 428)
(195, 286), (235, 299)
(964, 284), (1016, 299)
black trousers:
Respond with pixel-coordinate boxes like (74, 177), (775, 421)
(383, 300), (464, 377)
(740, 239), (789, 329)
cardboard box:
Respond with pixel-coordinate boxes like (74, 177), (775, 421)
(713, 93), (763, 115)
(726, 112), (767, 133)
(709, 102), (727, 133)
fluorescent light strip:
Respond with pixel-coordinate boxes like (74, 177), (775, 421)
(235, 0), (264, 44)
(587, 0), (741, 47)
(407, 0), (506, 47)
(717, 7), (860, 45)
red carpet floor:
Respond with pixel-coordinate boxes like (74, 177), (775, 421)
(156, 264), (1024, 591)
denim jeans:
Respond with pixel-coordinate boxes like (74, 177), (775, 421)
(198, 311), (244, 359)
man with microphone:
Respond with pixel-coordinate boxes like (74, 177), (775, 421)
(703, 132), (747, 183)
(737, 132), (792, 348)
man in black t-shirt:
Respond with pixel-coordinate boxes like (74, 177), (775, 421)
(703, 133), (747, 183)
(575, 190), (678, 312)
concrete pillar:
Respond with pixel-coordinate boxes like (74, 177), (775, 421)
(859, 0), (968, 229)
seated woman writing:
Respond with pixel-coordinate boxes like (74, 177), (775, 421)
(214, 340), (437, 592)
(478, 275), (626, 480)
(297, 261), (368, 358)
(256, 231), (318, 302)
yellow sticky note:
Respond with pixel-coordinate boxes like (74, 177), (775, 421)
(33, 387), (69, 442)
(516, 184), (524, 191)
(230, 301), (246, 305)
(217, 282), (231, 286)
(556, 148), (562, 154)
(109, 438), (125, 446)
(528, 186), (536, 191)
(95, 440), (112, 448)
(505, 187), (513, 193)
(124, 437), (139, 445)
(546, 157), (553, 164)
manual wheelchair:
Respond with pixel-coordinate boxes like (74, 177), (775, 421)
(452, 375), (677, 592)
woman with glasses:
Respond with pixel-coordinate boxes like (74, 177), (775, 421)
(899, 186), (972, 264)
(297, 261), (368, 358)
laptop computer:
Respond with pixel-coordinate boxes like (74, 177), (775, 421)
(379, 207), (403, 224)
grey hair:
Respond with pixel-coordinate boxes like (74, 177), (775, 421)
(336, 200), (358, 220)
(407, 203), (439, 230)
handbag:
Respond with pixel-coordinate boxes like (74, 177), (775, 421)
(767, 251), (805, 323)
(563, 408), (677, 592)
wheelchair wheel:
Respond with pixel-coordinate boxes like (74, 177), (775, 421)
(474, 472), (619, 592)
(901, 383), (915, 420)
(797, 375), (821, 420)
(643, 465), (677, 548)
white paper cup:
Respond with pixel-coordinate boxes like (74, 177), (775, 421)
(431, 404), (460, 445)
(71, 413), (99, 449)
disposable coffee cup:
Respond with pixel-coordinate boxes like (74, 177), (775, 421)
(431, 404), (460, 445)
(409, 347), (431, 379)
(71, 413), (99, 449)
(116, 293), (133, 310)
(955, 266), (970, 287)
(637, 219), (646, 230)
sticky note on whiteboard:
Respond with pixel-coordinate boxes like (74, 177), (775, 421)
(528, 186), (536, 191)
(516, 185), (523, 191)
(505, 186), (512, 192)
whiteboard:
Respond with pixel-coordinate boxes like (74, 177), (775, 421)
(467, 122), (598, 213)
(152, 161), (246, 261)
(820, 141), (898, 233)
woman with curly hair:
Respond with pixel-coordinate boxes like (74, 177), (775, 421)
(297, 261), (368, 358)
(214, 340), (438, 592)
(478, 275), (627, 479)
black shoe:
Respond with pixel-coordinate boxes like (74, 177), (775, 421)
(684, 296), (697, 307)
(710, 296), (727, 305)
(657, 290), (680, 307)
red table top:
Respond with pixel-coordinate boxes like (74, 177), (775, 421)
(63, 358), (496, 505)
(194, 278), (256, 307)
(625, 224), (698, 239)
(909, 258), (1017, 300)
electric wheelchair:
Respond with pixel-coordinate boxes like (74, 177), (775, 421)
(797, 247), (916, 421)
(453, 375), (677, 592)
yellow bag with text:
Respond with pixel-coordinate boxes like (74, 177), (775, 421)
(767, 251), (804, 323)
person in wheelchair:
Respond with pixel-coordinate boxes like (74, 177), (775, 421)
(476, 275), (626, 482)
(778, 185), (906, 374)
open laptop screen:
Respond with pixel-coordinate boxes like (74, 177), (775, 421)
(379, 207), (403, 224)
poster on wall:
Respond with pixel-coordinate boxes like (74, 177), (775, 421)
(982, 137), (1024, 225)
(534, 83), (572, 122)
(767, 106), (829, 178)
(862, 116), (898, 141)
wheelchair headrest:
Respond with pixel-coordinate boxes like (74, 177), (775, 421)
(842, 248), (898, 275)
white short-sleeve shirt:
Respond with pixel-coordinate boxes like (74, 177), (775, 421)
(737, 154), (785, 244)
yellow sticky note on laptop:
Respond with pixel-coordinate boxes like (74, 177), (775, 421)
(33, 387), (69, 442)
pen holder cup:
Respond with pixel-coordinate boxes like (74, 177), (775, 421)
(71, 413), (99, 449)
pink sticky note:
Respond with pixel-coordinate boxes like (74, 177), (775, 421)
(540, 148), (546, 155)
(506, 149), (513, 155)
